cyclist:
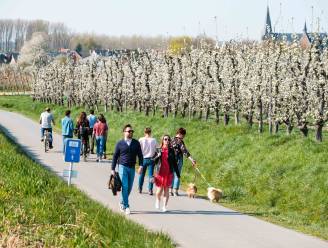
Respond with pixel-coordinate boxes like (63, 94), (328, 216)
(40, 107), (55, 149)
(75, 112), (90, 160)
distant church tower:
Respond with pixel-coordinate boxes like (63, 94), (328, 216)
(262, 6), (273, 39)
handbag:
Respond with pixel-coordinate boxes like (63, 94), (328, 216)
(108, 172), (122, 196)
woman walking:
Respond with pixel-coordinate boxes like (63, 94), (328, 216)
(93, 114), (108, 162)
(153, 135), (180, 212)
(75, 112), (90, 161)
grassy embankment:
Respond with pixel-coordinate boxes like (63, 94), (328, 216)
(0, 130), (174, 247)
(0, 95), (327, 240)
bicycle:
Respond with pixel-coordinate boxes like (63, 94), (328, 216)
(43, 129), (52, 152)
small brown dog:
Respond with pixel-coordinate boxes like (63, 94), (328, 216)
(207, 187), (223, 203)
(186, 183), (198, 198)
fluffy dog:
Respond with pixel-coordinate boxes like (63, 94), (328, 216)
(207, 187), (223, 202)
(186, 183), (197, 198)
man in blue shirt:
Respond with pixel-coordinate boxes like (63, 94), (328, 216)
(87, 110), (97, 154)
(111, 124), (143, 215)
(61, 110), (74, 154)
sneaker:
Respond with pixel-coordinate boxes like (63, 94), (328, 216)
(103, 154), (107, 159)
(99, 157), (102, 163)
(162, 206), (167, 212)
(149, 190), (153, 195)
(96, 158), (99, 162)
(173, 190), (179, 197)
(155, 200), (160, 209)
(40, 138), (44, 142)
(125, 208), (131, 215)
(138, 188), (142, 194)
(119, 203), (125, 213)
(169, 189), (174, 196)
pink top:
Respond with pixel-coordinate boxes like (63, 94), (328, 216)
(93, 122), (108, 136)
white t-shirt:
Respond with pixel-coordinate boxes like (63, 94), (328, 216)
(139, 137), (157, 158)
(40, 112), (54, 128)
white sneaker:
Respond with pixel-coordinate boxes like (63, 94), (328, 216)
(162, 206), (167, 212)
(125, 208), (131, 215)
(99, 157), (103, 162)
(155, 199), (160, 209)
(119, 203), (125, 213)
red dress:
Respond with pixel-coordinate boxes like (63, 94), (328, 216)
(154, 147), (174, 187)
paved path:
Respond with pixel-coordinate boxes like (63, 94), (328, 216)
(0, 110), (327, 248)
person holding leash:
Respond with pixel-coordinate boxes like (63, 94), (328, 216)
(170, 127), (196, 196)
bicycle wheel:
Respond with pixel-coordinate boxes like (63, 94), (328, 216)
(44, 137), (48, 152)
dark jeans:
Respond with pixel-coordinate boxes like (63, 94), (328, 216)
(89, 128), (95, 152)
(62, 135), (73, 154)
(41, 128), (53, 147)
(138, 158), (154, 191)
(172, 156), (183, 190)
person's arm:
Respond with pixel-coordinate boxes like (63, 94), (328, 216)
(137, 141), (143, 167)
(180, 140), (196, 166)
(51, 114), (55, 126)
(39, 114), (42, 124)
(111, 142), (121, 173)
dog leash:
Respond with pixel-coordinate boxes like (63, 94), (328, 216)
(194, 167), (212, 188)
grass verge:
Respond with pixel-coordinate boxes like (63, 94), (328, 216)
(0, 130), (174, 247)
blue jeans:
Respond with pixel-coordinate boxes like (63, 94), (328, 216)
(62, 135), (72, 154)
(41, 128), (53, 146)
(172, 156), (183, 190)
(138, 158), (154, 191)
(95, 136), (105, 157)
(118, 165), (135, 209)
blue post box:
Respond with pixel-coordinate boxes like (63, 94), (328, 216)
(64, 139), (81, 163)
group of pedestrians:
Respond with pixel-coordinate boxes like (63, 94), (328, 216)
(111, 125), (196, 214)
(40, 107), (196, 215)
(40, 108), (109, 161)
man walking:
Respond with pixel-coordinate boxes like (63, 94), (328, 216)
(87, 110), (97, 154)
(111, 124), (143, 215)
(61, 110), (74, 154)
(170, 127), (196, 196)
(40, 107), (55, 149)
(138, 127), (157, 195)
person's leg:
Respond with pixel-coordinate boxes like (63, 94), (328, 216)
(138, 159), (148, 193)
(90, 129), (94, 153)
(148, 160), (154, 193)
(49, 128), (53, 147)
(99, 136), (105, 159)
(172, 157), (183, 195)
(103, 136), (107, 159)
(62, 136), (66, 154)
(95, 136), (101, 160)
(127, 166), (135, 196)
(118, 165), (129, 209)
(155, 187), (163, 209)
(40, 128), (45, 141)
(163, 187), (169, 211)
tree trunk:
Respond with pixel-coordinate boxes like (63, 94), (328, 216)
(224, 113), (229, 126)
(268, 120), (273, 134)
(258, 101), (263, 133)
(274, 121), (279, 134)
(205, 107), (210, 121)
(299, 123), (308, 137)
(234, 111), (240, 125)
(316, 123), (323, 142)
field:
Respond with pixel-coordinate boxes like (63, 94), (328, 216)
(0, 95), (327, 240)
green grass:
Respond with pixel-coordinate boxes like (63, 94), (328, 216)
(0, 96), (328, 240)
(0, 131), (174, 247)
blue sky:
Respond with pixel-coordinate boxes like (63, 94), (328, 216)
(0, 0), (327, 40)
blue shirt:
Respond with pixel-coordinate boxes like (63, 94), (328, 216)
(61, 116), (74, 137)
(112, 139), (143, 170)
(88, 114), (97, 128)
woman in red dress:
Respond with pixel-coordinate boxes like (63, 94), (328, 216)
(153, 135), (180, 212)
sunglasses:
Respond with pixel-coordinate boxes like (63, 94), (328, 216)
(125, 130), (134, 133)
(163, 138), (170, 141)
